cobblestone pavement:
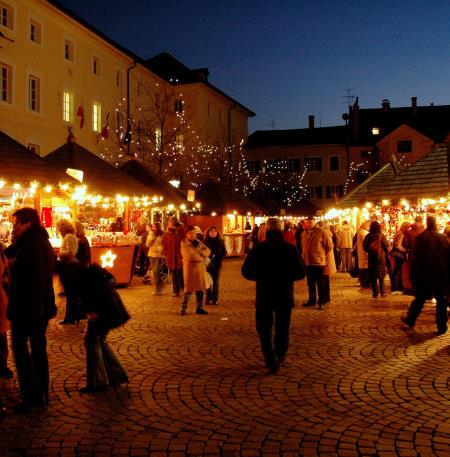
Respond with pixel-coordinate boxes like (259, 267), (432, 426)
(1, 258), (450, 457)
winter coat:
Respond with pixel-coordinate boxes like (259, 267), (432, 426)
(241, 230), (305, 309)
(403, 223), (424, 260)
(59, 233), (78, 262)
(355, 228), (369, 269)
(204, 236), (226, 269)
(322, 228), (337, 276)
(76, 235), (91, 269)
(283, 230), (296, 246)
(4, 225), (56, 323)
(410, 228), (450, 292)
(163, 228), (183, 270)
(146, 232), (164, 258)
(363, 232), (389, 279)
(301, 227), (333, 266)
(181, 239), (211, 293)
(338, 224), (354, 249)
(0, 245), (9, 333)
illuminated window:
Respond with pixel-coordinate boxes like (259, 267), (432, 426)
(0, 2), (13, 30)
(174, 99), (183, 113)
(0, 62), (12, 103)
(175, 133), (184, 149)
(64, 39), (75, 62)
(28, 75), (40, 112)
(155, 128), (161, 151)
(93, 56), (102, 76)
(326, 185), (344, 198)
(306, 186), (323, 199)
(305, 157), (322, 171)
(329, 156), (340, 171)
(92, 102), (101, 132)
(29, 19), (42, 44)
(116, 70), (123, 88)
(63, 91), (73, 122)
(28, 143), (40, 155)
(372, 127), (380, 135)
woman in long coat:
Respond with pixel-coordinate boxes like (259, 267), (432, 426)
(163, 217), (184, 297)
(180, 225), (211, 316)
(0, 243), (12, 378)
(321, 223), (337, 308)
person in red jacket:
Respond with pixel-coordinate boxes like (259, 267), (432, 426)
(162, 217), (184, 297)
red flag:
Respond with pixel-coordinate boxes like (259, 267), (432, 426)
(75, 104), (84, 129)
(101, 112), (110, 139)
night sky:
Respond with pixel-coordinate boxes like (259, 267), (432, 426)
(58, 0), (450, 133)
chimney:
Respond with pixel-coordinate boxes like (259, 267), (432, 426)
(192, 68), (209, 82)
(382, 99), (390, 111)
(411, 96), (417, 118)
(308, 115), (315, 129)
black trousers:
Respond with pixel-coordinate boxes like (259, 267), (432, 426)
(170, 268), (183, 295)
(255, 306), (292, 368)
(11, 319), (49, 405)
(405, 286), (448, 332)
(206, 264), (221, 303)
(306, 265), (325, 304)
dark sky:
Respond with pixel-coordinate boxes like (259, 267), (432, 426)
(58, 0), (450, 133)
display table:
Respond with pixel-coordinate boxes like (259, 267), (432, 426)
(91, 244), (138, 287)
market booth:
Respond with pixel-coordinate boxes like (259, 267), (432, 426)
(184, 179), (263, 256)
(43, 141), (183, 285)
(332, 142), (450, 239)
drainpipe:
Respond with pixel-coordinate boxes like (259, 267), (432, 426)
(126, 61), (137, 155)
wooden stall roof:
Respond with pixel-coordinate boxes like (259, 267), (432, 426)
(0, 131), (72, 185)
(339, 143), (450, 207)
(196, 179), (263, 215)
(43, 142), (159, 197)
(120, 160), (186, 205)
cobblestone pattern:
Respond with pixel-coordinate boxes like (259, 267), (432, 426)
(1, 259), (450, 456)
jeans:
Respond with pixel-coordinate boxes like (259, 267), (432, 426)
(11, 319), (49, 405)
(170, 268), (183, 295)
(150, 257), (163, 291)
(306, 265), (325, 304)
(206, 264), (221, 303)
(84, 320), (127, 387)
(255, 306), (292, 368)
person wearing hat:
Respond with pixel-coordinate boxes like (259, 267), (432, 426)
(241, 218), (305, 374)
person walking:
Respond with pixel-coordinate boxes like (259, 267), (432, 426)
(0, 243), (12, 379)
(4, 208), (56, 413)
(363, 221), (390, 298)
(163, 217), (184, 297)
(135, 217), (149, 276)
(402, 216), (425, 294)
(57, 219), (81, 325)
(338, 220), (354, 273)
(301, 217), (333, 308)
(204, 226), (226, 305)
(401, 216), (450, 335)
(241, 218), (305, 374)
(146, 222), (165, 295)
(390, 222), (410, 294)
(180, 226), (211, 316)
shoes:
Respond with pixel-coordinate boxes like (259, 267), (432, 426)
(195, 307), (208, 315)
(0, 367), (13, 379)
(372, 294), (378, 298)
(152, 290), (162, 296)
(437, 328), (447, 335)
(110, 376), (129, 387)
(380, 292), (387, 297)
(392, 290), (403, 295)
(400, 316), (412, 329)
(302, 301), (316, 307)
(59, 320), (79, 325)
(212, 301), (219, 306)
(180, 309), (186, 316)
(267, 358), (280, 375)
(173, 292), (180, 297)
(12, 400), (46, 414)
(79, 385), (108, 394)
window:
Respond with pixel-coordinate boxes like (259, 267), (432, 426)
(93, 56), (102, 76)
(329, 156), (340, 171)
(287, 158), (301, 172)
(305, 157), (322, 171)
(92, 102), (101, 132)
(64, 39), (74, 62)
(175, 133), (184, 149)
(306, 186), (323, 199)
(372, 127), (380, 135)
(63, 91), (73, 122)
(28, 75), (40, 112)
(266, 159), (281, 170)
(246, 160), (261, 174)
(155, 128), (161, 151)
(29, 19), (42, 44)
(28, 143), (40, 155)
(174, 99), (183, 113)
(0, 62), (12, 103)
(326, 185), (344, 199)
(397, 140), (412, 153)
(0, 2), (13, 30)
(116, 70), (123, 88)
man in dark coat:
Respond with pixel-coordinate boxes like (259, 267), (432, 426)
(4, 208), (56, 413)
(241, 218), (305, 374)
(401, 216), (450, 335)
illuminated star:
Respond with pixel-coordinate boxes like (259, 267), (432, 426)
(100, 250), (117, 268)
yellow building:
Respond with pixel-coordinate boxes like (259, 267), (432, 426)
(0, 0), (254, 185)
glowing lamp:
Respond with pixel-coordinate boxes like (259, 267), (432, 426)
(100, 250), (117, 268)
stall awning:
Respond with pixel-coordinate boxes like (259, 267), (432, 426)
(339, 143), (450, 207)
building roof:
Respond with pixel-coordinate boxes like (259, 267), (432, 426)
(339, 143), (450, 207)
(195, 179), (263, 215)
(120, 160), (186, 205)
(145, 53), (255, 117)
(246, 126), (348, 148)
(43, 142), (161, 197)
(0, 131), (72, 185)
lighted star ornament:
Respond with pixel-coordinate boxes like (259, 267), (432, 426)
(100, 250), (117, 268)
